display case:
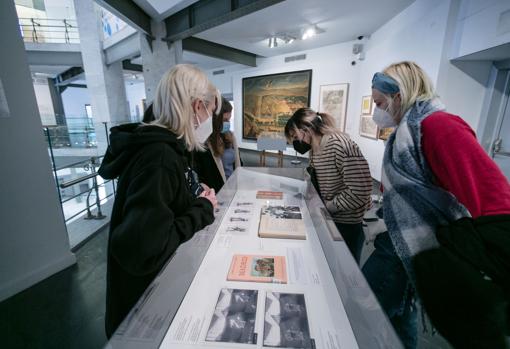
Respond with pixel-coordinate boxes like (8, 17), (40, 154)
(105, 167), (403, 349)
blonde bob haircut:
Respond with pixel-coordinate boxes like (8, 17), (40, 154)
(382, 61), (436, 118)
(152, 64), (221, 151)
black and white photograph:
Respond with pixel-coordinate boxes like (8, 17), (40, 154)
(206, 288), (258, 344)
(263, 292), (312, 348)
(261, 206), (303, 220)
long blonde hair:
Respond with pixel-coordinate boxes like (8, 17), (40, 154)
(382, 61), (436, 118)
(152, 64), (220, 151)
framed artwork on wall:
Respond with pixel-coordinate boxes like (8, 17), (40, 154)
(318, 83), (349, 132)
(242, 70), (312, 140)
(361, 95), (372, 115)
(359, 114), (379, 139)
(378, 127), (394, 140)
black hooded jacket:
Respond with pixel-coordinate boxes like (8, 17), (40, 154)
(98, 123), (214, 338)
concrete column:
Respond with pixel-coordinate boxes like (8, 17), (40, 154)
(47, 78), (67, 126)
(0, 0), (76, 302)
(140, 20), (183, 103)
(73, 0), (129, 152)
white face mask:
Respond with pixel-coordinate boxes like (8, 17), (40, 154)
(194, 102), (213, 143)
(373, 106), (398, 128)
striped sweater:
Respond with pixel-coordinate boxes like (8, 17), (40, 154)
(310, 133), (372, 224)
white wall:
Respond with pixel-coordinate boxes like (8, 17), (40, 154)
(453, 0), (510, 58)
(62, 86), (91, 118)
(230, 41), (361, 158)
(0, 0), (76, 302)
(436, 0), (494, 130)
(43, 0), (76, 19)
(33, 80), (56, 125)
(125, 81), (146, 122)
(354, 0), (452, 180)
(60, 81), (145, 121)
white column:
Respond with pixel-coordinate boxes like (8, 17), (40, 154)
(73, 0), (130, 152)
(140, 20), (183, 103)
(0, 0), (76, 302)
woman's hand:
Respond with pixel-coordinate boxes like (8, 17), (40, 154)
(199, 188), (218, 208)
(200, 183), (210, 191)
(325, 199), (338, 213)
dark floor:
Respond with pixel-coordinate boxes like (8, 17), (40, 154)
(1, 226), (109, 349)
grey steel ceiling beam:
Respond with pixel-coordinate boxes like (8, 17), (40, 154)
(94, 0), (152, 36)
(104, 32), (140, 65)
(164, 0), (284, 42)
(55, 66), (84, 84)
(182, 37), (256, 67)
(122, 59), (143, 72)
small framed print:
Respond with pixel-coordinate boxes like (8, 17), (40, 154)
(359, 114), (379, 140)
(378, 127), (394, 141)
(318, 83), (349, 131)
(361, 95), (372, 115)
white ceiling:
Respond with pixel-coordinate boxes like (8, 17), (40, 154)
(30, 65), (72, 78)
(196, 0), (415, 57)
(132, 0), (199, 20)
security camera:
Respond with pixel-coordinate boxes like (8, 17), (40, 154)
(351, 60), (356, 66)
(357, 35), (364, 40)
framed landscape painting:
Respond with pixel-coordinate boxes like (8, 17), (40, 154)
(318, 83), (349, 131)
(359, 114), (379, 139)
(242, 70), (312, 140)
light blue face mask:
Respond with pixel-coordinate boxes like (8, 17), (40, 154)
(221, 121), (231, 133)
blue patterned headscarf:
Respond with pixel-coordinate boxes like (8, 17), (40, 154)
(372, 72), (400, 94)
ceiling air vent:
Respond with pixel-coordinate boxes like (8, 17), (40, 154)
(212, 69), (225, 75)
(284, 54), (306, 63)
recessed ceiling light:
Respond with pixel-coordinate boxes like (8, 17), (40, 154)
(301, 25), (324, 40)
(268, 37), (277, 48)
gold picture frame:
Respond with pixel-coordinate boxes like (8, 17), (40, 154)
(378, 127), (394, 141)
(361, 95), (372, 115)
(242, 70), (312, 140)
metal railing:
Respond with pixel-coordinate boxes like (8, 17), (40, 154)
(44, 118), (97, 149)
(44, 121), (118, 225)
(18, 17), (79, 44)
(58, 156), (112, 221)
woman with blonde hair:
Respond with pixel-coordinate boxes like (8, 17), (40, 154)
(284, 108), (372, 263)
(98, 64), (220, 337)
(365, 61), (510, 348)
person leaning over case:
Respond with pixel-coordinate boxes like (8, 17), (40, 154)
(365, 61), (510, 349)
(284, 108), (372, 263)
(192, 96), (241, 192)
(98, 64), (219, 338)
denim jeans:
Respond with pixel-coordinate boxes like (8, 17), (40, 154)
(362, 232), (418, 349)
(335, 222), (365, 264)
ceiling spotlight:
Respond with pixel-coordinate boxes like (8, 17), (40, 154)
(283, 35), (296, 44)
(302, 25), (324, 40)
(268, 36), (278, 48)
(302, 27), (316, 40)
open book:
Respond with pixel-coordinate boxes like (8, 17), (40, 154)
(258, 205), (306, 240)
(227, 254), (287, 284)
